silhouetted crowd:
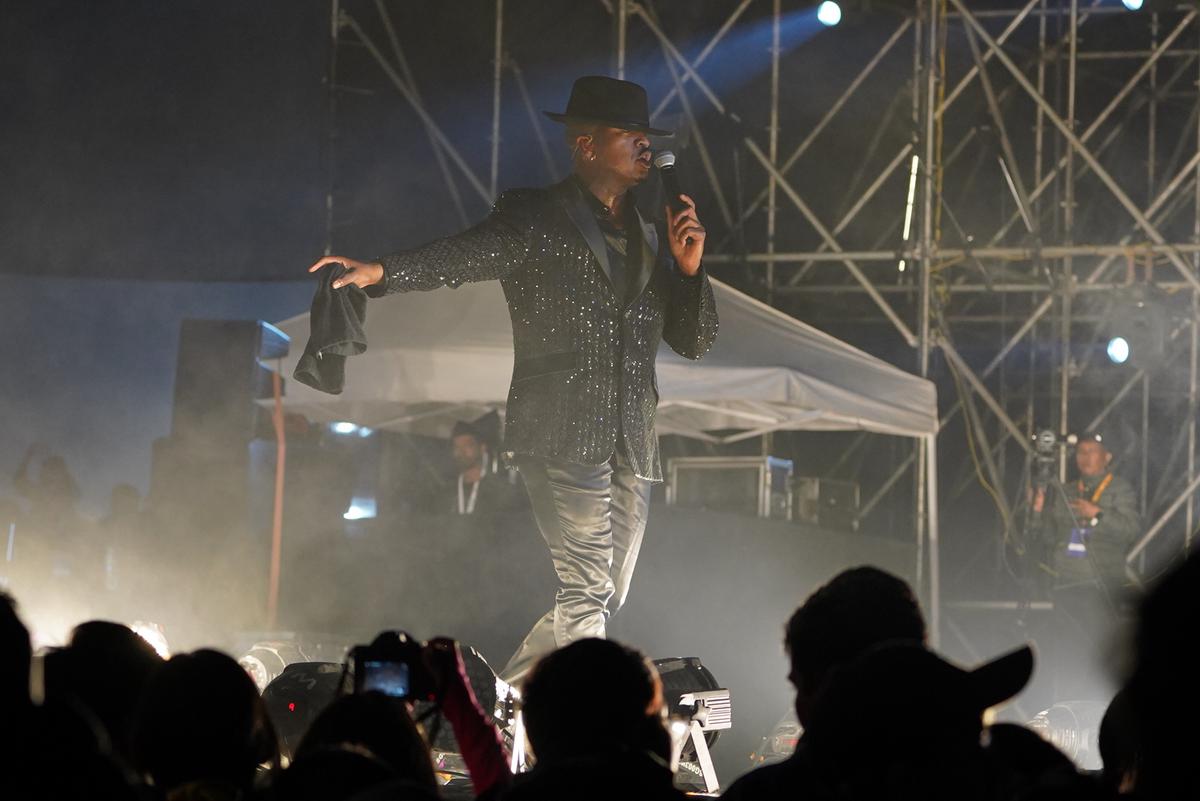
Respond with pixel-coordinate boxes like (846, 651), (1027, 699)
(3, 548), (1197, 801)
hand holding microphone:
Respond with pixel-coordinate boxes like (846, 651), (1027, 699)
(654, 151), (690, 213)
(654, 150), (706, 275)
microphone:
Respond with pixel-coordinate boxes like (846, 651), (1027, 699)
(653, 151), (689, 213)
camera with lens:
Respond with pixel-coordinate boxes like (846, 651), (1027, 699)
(1030, 428), (1079, 487)
(350, 631), (437, 702)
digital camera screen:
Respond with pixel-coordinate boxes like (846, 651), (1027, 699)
(361, 660), (411, 698)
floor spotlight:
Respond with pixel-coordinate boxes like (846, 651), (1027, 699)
(1121, 0), (1144, 10)
(1106, 336), (1130, 365)
(817, 1), (842, 26)
(654, 657), (731, 793)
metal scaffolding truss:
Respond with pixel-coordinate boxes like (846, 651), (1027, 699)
(326, 0), (1200, 633)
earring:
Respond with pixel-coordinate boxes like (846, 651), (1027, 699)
(589, 153), (596, 161)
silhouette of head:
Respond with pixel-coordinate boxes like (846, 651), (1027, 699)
(522, 638), (666, 764)
(806, 642), (1032, 801)
(273, 746), (399, 801)
(0, 592), (32, 713)
(134, 649), (279, 793)
(41, 621), (163, 761)
(1128, 550), (1200, 798)
(295, 692), (436, 791)
(1099, 688), (1139, 796)
(785, 566), (927, 725)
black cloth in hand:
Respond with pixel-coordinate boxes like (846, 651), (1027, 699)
(294, 263), (368, 395)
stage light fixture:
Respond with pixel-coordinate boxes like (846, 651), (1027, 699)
(262, 661), (344, 760)
(654, 657), (731, 793)
(817, 1), (841, 26)
(1103, 285), (1168, 370)
(1106, 336), (1130, 365)
(1121, 0), (1144, 10)
(331, 421), (358, 434)
(1029, 700), (1106, 770)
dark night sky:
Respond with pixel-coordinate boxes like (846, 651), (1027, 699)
(1, 0), (329, 281)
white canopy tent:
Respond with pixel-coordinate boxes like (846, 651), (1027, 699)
(269, 278), (941, 631)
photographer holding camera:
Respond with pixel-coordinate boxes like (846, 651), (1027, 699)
(1031, 433), (1140, 699)
(1032, 433), (1140, 599)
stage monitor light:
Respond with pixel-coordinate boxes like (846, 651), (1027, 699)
(1121, 0), (1143, 10)
(653, 657), (730, 794)
(262, 662), (343, 761)
(1106, 336), (1130, 364)
(1029, 700), (1107, 770)
(817, 1), (842, 26)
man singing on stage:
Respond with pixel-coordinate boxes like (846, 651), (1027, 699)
(307, 76), (718, 683)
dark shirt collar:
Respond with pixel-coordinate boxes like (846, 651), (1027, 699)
(572, 174), (637, 228)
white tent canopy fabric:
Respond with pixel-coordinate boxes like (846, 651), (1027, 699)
(271, 278), (938, 440)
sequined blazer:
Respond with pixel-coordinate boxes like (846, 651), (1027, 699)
(371, 177), (718, 481)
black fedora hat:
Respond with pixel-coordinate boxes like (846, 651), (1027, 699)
(544, 76), (673, 137)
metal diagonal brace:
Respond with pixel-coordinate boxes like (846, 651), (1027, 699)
(372, 0), (469, 227)
(963, 23), (1037, 235)
(656, 24), (734, 228)
(651, 0), (754, 119)
(342, 13), (493, 205)
(986, 11), (1197, 247)
(743, 137), (918, 346)
(939, 335), (1033, 456)
(979, 148), (1200, 378)
(1126, 469), (1200, 582)
(949, 0), (1200, 296)
(630, 2), (727, 116)
(722, 18), (914, 245)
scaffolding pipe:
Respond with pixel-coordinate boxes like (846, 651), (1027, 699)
(656, 28), (734, 229)
(986, 11), (1196, 247)
(343, 14), (492, 204)
(926, 432), (941, 647)
(490, 0), (503, 199)
(767, 0), (780, 298)
(651, 0), (753, 118)
(374, 0), (469, 227)
(743, 138), (918, 344)
(950, 0), (1200, 295)
(324, 0), (341, 255)
(616, 0), (627, 79)
(1191, 31), (1200, 547)
(508, 58), (558, 182)
(1127, 469), (1200, 573)
(706, 238), (1200, 263)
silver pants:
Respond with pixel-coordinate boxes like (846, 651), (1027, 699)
(500, 449), (652, 685)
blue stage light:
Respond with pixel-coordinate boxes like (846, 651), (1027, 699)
(817, 1), (841, 26)
(1107, 336), (1130, 364)
(1121, 0), (1143, 10)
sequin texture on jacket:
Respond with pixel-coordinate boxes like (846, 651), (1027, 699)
(371, 178), (718, 482)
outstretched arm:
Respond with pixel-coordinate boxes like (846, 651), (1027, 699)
(424, 638), (511, 796)
(305, 189), (539, 295)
